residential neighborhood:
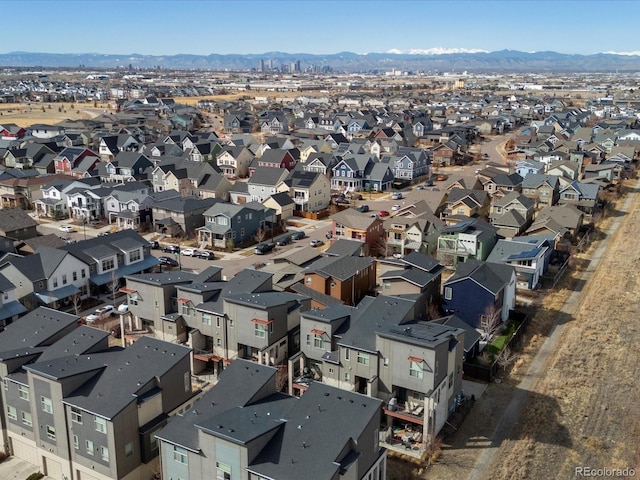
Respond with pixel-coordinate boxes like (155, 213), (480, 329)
(0, 65), (638, 480)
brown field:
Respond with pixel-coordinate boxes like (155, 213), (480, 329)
(0, 102), (111, 127)
(419, 180), (640, 480)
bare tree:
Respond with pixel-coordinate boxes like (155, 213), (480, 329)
(109, 272), (120, 302)
(372, 234), (388, 258)
(480, 303), (503, 341)
(426, 302), (442, 320)
(71, 292), (82, 315)
(254, 228), (266, 243)
(496, 347), (518, 372)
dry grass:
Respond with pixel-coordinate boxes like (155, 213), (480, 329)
(0, 101), (110, 126)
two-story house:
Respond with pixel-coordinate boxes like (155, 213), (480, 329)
(215, 145), (254, 178)
(436, 218), (499, 268)
(102, 152), (153, 183)
(441, 188), (491, 220)
(0, 207), (39, 240)
(53, 147), (101, 178)
(486, 237), (552, 290)
(521, 174), (561, 209)
(330, 154), (376, 192)
(558, 180), (601, 216)
(153, 196), (219, 237)
(253, 148), (297, 172)
(282, 170), (331, 213)
(247, 166), (289, 203)
(383, 211), (444, 257)
(489, 191), (536, 238)
(330, 208), (384, 255)
(303, 255), (376, 306)
(197, 202), (276, 249)
(388, 147), (430, 181)
(0, 272), (27, 329)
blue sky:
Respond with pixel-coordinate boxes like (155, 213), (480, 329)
(5, 1), (640, 56)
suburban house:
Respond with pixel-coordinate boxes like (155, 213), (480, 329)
(489, 191), (536, 238)
(155, 360), (387, 480)
(282, 170), (331, 212)
(0, 207), (38, 240)
(383, 211), (444, 257)
(481, 173), (523, 196)
(0, 272), (27, 329)
(303, 255), (377, 306)
(526, 204), (584, 241)
(330, 208), (385, 255)
(486, 237), (552, 290)
(153, 197), (218, 237)
(558, 180), (601, 216)
(441, 188), (491, 220)
(442, 259), (517, 329)
(378, 252), (446, 317)
(60, 230), (159, 293)
(197, 202), (276, 249)
(247, 166), (289, 203)
(215, 145), (253, 178)
(253, 148), (297, 172)
(330, 154), (375, 192)
(521, 174), (561, 208)
(436, 219), (499, 268)
(263, 192), (295, 221)
(53, 147), (101, 178)
(102, 152), (153, 183)
(0, 313), (196, 480)
(386, 147), (430, 181)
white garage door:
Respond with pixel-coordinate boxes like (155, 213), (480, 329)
(10, 436), (38, 465)
(77, 470), (101, 480)
(44, 457), (62, 479)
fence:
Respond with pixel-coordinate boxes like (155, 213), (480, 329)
(462, 311), (531, 383)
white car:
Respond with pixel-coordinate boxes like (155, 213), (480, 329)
(117, 303), (129, 313)
(59, 225), (76, 233)
(86, 305), (115, 323)
(392, 204), (401, 211)
(181, 248), (198, 256)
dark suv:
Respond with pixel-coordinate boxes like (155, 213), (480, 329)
(162, 244), (180, 254)
(254, 243), (275, 255)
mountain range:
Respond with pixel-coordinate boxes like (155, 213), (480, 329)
(2, 50), (640, 72)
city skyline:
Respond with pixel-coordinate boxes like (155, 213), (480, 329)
(4, 0), (640, 57)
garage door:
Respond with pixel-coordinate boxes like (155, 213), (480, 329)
(77, 470), (101, 480)
(10, 436), (38, 465)
(44, 457), (62, 479)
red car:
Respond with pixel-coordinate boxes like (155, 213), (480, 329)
(378, 210), (390, 217)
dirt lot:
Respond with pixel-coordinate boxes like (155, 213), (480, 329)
(392, 182), (640, 480)
(0, 102), (108, 127)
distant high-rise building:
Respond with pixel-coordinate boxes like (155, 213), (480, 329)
(259, 59), (265, 72)
(294, 60), (301, 72)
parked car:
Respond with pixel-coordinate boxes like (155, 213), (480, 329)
(97, 232), (110, 237)
(158, 256), (179, 267)
(194, 250), (215, 260)
(59, 236), (75, 244)
(163, 244), (180, 254)
(425, 179), (434, 186)
(392, 204), (401, 211)
(86, 305), (115, 323)
(148, 240), (160, 249)
(325, 232), (333, 239)
(436, 175), (447, 181)
(347, 193), (363, 200)
(88, 220), (101, 226)
(117, 303), (129, 313)
(416, 185), (425, 190)
(276, 234), (292, 246)
(356, 204), (370, 213)
(254, 242), (275, 255)
(335, 197), (350, 205)
(290, 230), (306, 240)
(310, 239), (324, 247)
(378, 210), (390, 217)
(59, 225), (76, 232)
(391, 192), (403, 200)
(181, 248), (198, 256)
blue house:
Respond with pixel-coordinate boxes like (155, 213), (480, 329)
(442, 259), (516, 329)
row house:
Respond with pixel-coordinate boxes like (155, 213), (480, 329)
(295, 294), (465, 448)
(35, 178), (101, 219)
(156, 360), (386, 480)
(436, 218), (499, 268)
(0, 311), (195, 480)
(153, 196), (218, 237)
(330, 208), (384, 255)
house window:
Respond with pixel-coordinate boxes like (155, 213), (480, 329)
(129, 249), (141, 262)
(100, 446), (109, 462)
(73, 435), (79, 450)
(255, 323), (267, 338)
(53, 277), (58, 288)
(6, 405), (17, 420)
(444, 287), (452, 301)
(71, 407), (83, 424)
(41, 396), (53, 414)
(81, 269), (86, 278)
(449, 372), (454, 388)
(313, 334), (324, 349)
(344, 372), (351, 382)
(329, 367), (334, 374)
(86, 440), (94, 455)
(409, 361), (424, 379)
(73, 271), (77, 281)
(46, 425), (56, 440)
(202, 314), (212, 326)
(125, 442), (134, 457)
(2, 377), (7, 390)
(306, 334), (311, 346)
(216, 461), (231, 480)
(383, 280), (391, 290)
(21, 411), (32, 427)
(95, 416), (107, 434)
(217, 338), (222, 347)
(357, 352), (370, 366)
(101, 258), (115, 271)
(383, 357), (389, 367)
(18, 385), (29, 401)
(62, 274), (67, 285)
(173, 445), (188, 465)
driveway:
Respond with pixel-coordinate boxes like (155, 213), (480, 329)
(0, 457), (43, 480)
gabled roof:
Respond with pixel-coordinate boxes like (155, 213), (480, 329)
(521, 174), (560, 189)
(249, 166), (289, 186)
(0, 207), (37, 233)
(444, 259), (514, 295)
(330, 208), (380, 231)
(308, 255), (374, 282)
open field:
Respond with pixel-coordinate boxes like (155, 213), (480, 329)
(0, 102), (110, 127)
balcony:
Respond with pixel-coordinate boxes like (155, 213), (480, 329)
(383, 401), (425, 426)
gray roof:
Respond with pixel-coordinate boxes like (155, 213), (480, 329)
(61, 229), (148, 266)
(0, 207), (37, 234)
(324, 238), (365, 257)
(486, 238), (548, 264)
(440, 315), (482, 353)
(0, 307), (79, 351)
(380, 267), (436, 288)
(376, 319), (465, 350)
(521, 174), (560, 189)
(290, 283), (345, 307)
(308, 255), (374, 282)
(249, 166), (289, 187)
(224, 291), (308, 310)
(3, 246), (69, 282)
(267, 191), (295, 207)
(444, 259), (515, 295)
(54, 336), (191, 419)
(330, 208), (380, 231)
(125, 271), (198, 286)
